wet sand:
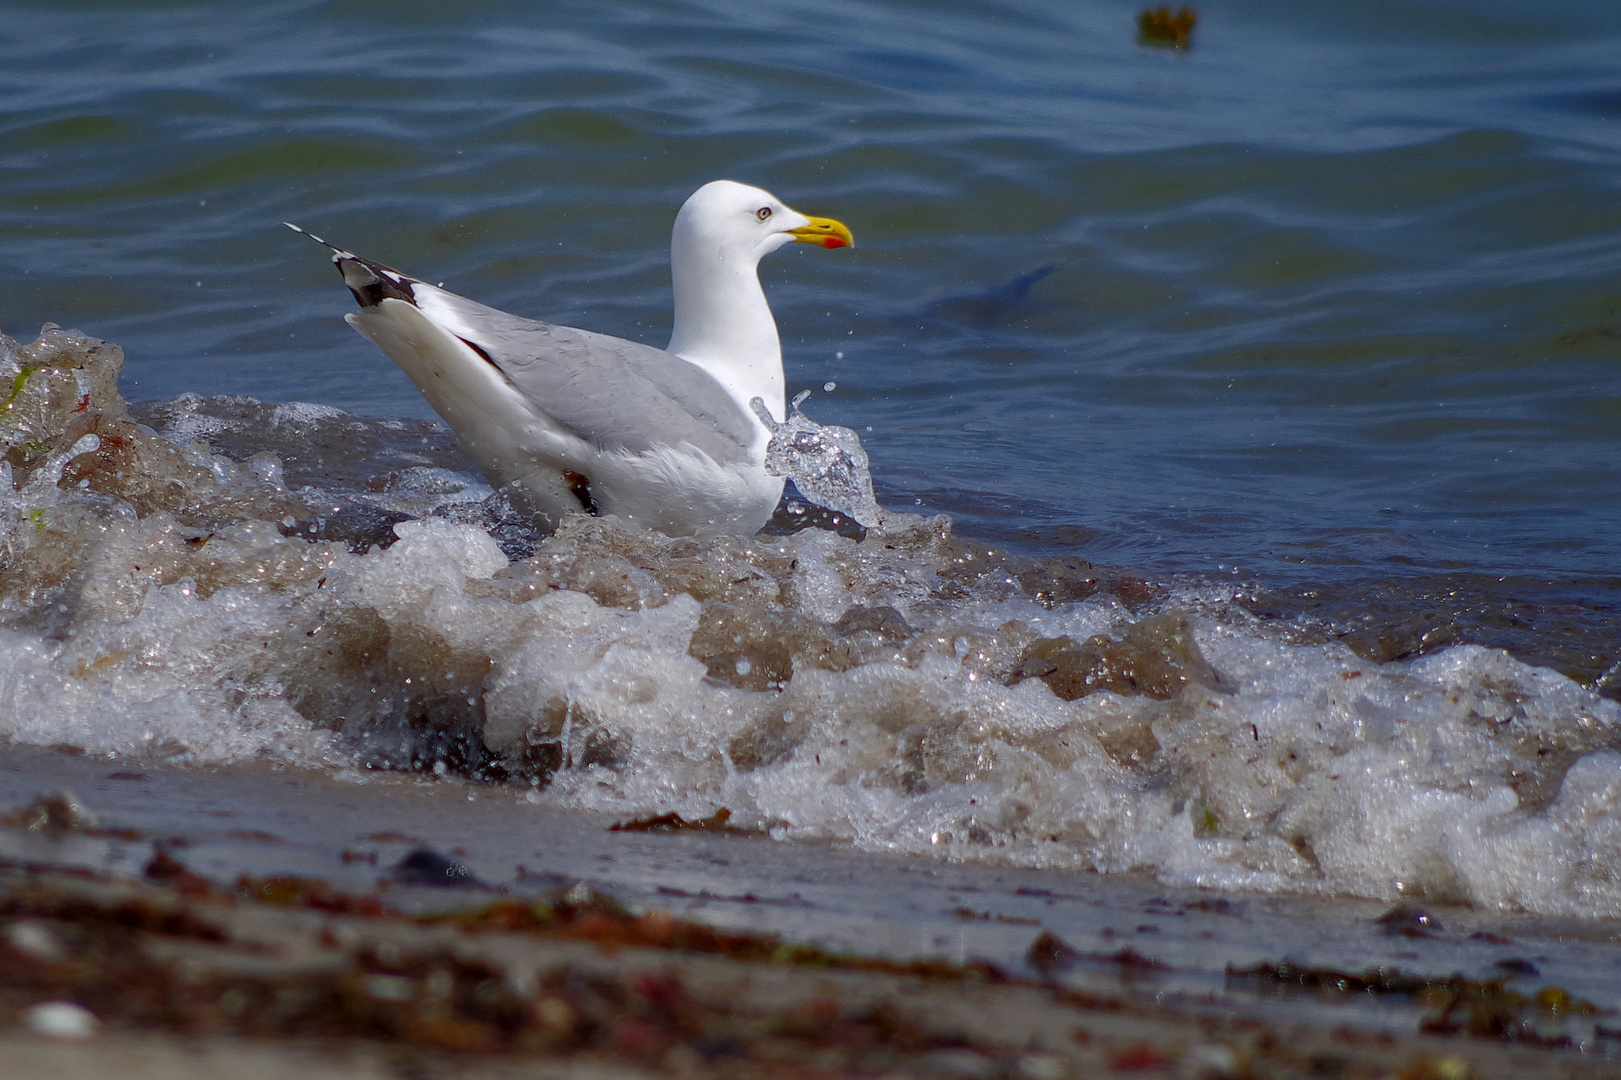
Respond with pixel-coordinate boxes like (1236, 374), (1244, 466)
(3, 745), (1619, 1078)
(2, 859), (1610, 1080)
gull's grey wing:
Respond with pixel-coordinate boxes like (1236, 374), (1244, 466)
(417, 288), (759, 465)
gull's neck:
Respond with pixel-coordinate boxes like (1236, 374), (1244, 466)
(666, 231), (785, 436)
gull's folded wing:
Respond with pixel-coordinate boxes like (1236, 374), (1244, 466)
(408, 286), (758, 466)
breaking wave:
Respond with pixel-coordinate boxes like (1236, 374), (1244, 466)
(3, 324), (1619, 918)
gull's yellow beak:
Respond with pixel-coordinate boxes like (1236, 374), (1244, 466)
(789, 216), (853, 250)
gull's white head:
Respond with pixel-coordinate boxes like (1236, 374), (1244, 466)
(667, 181), (852, 429)
(673, 180), (852, 266)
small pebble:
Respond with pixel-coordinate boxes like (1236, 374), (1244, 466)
(1014, 1052), (1069, 1079)
(25, 1001), (99, 1039)
(6, 920), (67, 962)
(1375, 903), (1443, 935)
(391, 846), (484, 888)
(363, 974), (414, 1001)
(1186, 1043), (1239, 1074)
(921, 1048), (996, 1078)
(1, 791), (96, 832)
(1026, 930), (1083, 976)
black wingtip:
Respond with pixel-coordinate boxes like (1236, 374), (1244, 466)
(286, 221), (416, 307)
(285, 221), (356, 261)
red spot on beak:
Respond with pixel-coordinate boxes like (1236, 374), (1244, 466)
(821, 237), (847, 249)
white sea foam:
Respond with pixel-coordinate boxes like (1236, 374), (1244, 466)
(3, 325), (1619, 917)
(271, 401), (349, 427)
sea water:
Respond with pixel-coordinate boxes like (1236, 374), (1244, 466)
(0, 0), (1619, 922)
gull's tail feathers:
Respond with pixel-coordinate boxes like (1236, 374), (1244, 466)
(284, 222), (422, 309)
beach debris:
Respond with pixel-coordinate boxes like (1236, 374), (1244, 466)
(1376, 903), (1445, 937)
(1013, 1052), (1070, 1080)
(144, 846), (221, 899)
(5, 919), (69, 962)
(1137, 5), (1197, 50)
(1025, 931), (1169, 978)
(609, 808), (748, 834)
(360, 973), (414, 1002)
(244, 874), (387, 916)
(227, 829), (282, 844)
(1108, 1043), (1176, 1070)
(1100, 947), (1171, 972)
(920, 1048), (997, 1078)
(952, 907), (1041, 925)
(391, 846), (486, 888)
(23, 1000), (99, 1039)
(0, 861), (1572, 1076)
(1027, 932), (1083, 977)
(1184, 1043), (1242, 1076)
(1399, 1054), (1477, 1080)
(1228, 961), (1598, 1045)
(0, 865), (1022, 1059)
(0, 790), (96, 832)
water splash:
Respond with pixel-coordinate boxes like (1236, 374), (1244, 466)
(751, 391), (887, 529)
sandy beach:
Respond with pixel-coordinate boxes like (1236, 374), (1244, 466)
(4, 745), (1620, 1078)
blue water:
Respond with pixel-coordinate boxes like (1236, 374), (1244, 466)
(3, 0), (1620, 582)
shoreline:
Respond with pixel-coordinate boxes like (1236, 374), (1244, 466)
(4, 746), (1620, 1078)
(1, 857), (1611, 1080)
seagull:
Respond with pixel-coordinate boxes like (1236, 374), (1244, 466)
(288, 180), (852, 536)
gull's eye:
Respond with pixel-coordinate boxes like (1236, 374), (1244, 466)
(756, 206), (773, 222)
